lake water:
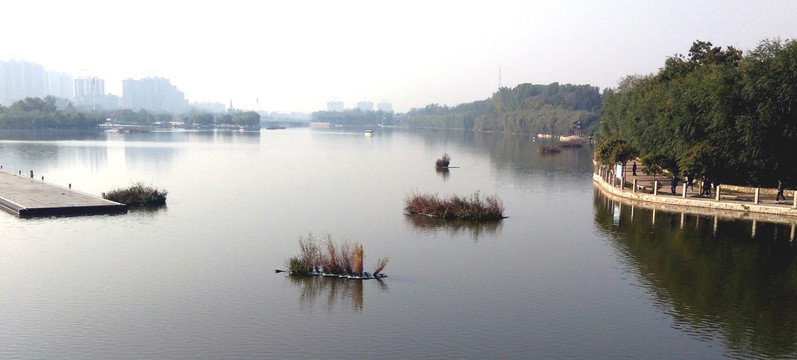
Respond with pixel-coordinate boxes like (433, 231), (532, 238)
(1, 127), (795, 359)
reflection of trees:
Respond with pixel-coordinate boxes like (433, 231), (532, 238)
(474, 132), (595, 176)
(404, 214), (502, 241)
(287, 276), (388, 313)
(594, 189), (797, 359)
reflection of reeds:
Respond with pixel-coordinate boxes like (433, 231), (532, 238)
(556, 136), (585, 148)
(289, 275), (378, 312)
(404, 213), (502, 240)
(538, 144), (561, 154)
(286, 233), (388, 277)
(404, 191), (506, 221)
(435, 167), (450, 179)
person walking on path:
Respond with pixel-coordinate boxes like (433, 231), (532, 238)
(671, 176), (678, 195)
(702, 177), (711, 196)
(632, 162), (637, 176)
(776, 180), (786, 202)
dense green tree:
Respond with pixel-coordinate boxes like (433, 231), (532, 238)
(0, 96), (103, 129)
(187, 112), (214, 126)
(232, 110), (260, 127)
(598, 39), (797, 186)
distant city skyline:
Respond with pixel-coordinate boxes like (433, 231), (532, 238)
(2, 1), (796, 113)
(1, 59), (392, 114)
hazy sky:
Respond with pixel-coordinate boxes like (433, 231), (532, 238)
(2, 1), (796, 112)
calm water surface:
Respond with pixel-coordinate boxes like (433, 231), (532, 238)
(0, 128), (795, 359)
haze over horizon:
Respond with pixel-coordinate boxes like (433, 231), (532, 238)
(2, 0), (796, 113)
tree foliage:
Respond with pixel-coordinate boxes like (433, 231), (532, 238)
(0, 96), (105, 129)
(400, 83), (602, 135)
(311, 109), (394, 126)
(598, 39), (797, 186)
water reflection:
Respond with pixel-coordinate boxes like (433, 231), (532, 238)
(403, 214), (502, 241)
(285, 276), (388, 313)
(0, 129), (106, 141)
(594, 187), (797, 359)
(435, 167), (450, 180)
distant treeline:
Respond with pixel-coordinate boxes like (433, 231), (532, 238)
(597, 39), (797, 186)
(0, 96), (104, 129)
(310, 109), (395, 126)
(400, 82), (602, 136)
(0, 96), (260, 129)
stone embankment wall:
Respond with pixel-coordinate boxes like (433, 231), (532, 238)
(593, 168), (797, 218)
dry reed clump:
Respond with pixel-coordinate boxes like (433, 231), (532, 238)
(103, 182), (167, 206)
(404, 191), (505, 221)
(352, 243), (364, 277)
(373, 257), (389, 276)
(286, 233), (388, 277)
(435, 153), (451, 168)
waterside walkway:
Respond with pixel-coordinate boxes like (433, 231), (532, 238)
(0, 170), (127, 218)
(593, 164), (797, 218)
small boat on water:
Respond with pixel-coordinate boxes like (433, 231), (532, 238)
(364, 129), (374, 136)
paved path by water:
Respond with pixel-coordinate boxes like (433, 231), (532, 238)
(0, 170), (127, 218)
(595, 164), (797, 218)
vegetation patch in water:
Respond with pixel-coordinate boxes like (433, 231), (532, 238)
(435, 153), (451, 168)
(404, 191), (506, 221)
(285, 233), (388, 279)
(104, 182), (168, 206)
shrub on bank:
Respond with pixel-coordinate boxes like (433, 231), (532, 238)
(404, 191), (505, 221)
(104, 182), (167, 206)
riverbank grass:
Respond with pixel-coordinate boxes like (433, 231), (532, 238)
(404, 191), (506, 221)
(103, 182), (167, 206)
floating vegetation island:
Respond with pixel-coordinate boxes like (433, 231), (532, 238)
(103, 182), (167, 206)
(435, 153), (451, 168)
(404, 191), (506, 221)
(538, 144), (561, 154)
(284, 233), (388, 279)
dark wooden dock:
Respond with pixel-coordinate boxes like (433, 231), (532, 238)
(0, 171), (127, 218)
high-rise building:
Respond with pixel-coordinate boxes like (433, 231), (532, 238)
(357, 100), (374, 112)
(46, 71), (73, 100)
(74, 77), (106, 109)
(122, 77), (187, 113)
(327, 100), (344, 111)
(0, 60), (46, 105)
(377, 102), (393, 113)
(0, 60), (76, 105)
